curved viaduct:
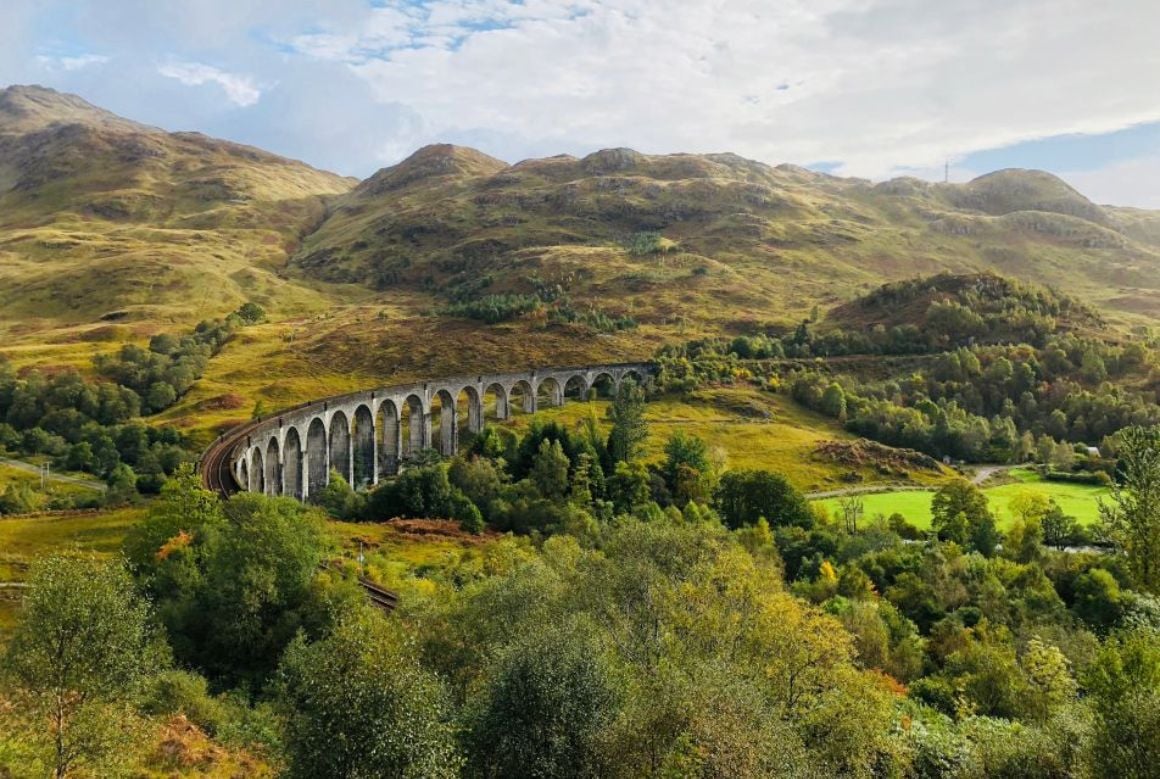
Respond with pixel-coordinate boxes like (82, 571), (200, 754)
(201, 363), (654, 500)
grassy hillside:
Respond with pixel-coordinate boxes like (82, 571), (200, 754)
(0, 85), (354, 334)
(2, 86), (1159, 456)
(293, 145), (1160, 334)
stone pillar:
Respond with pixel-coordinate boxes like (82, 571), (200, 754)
(469, 390), (483, 433)
(441, 403), (457, 455)
(321, 437), (330, 489)
(301, 451), (310, 502)
(346, 432), (355, 485)
(385, 410), (401, 476)
(371, 416), (379, 486)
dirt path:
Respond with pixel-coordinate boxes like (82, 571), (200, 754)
(0, 456), (107, 491)
(970, 464), (1018, 485)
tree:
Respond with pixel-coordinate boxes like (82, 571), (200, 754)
(465, 626), (620, 778)
(970, 512), (1002, 557)
(366, 463), (457, 520)
(129, 482), (332, 688)
(530, 439), (570, 501)
(0, 481), (42, 514)
(662, 431), (712, 506)
(1019, 638), (1077, 723)
(144, 381), (177, 413)
(1006, 490), (1051, 562)
(122, 462), (222, 601)
(449, 456), (506, 517)
(314, 470), (366, 519)
(1042, 505), (1082, 549)
(235, 302), (267, 325)
(820, 382), (847, 421)
(837, 496), (864, 534)
(1072, 568), (1122, 631)
(192, 493), (329, 685)
(608, 460), (652, 514)
(1100, 425), (1160, 593)
(1082, 629), (1160, 778)
(713, 469), (812, 529)
(4, 556), (155, 778)
(278, 612), (461, 779)
(606, 380), (648, 464)
(931, 479), (999, 555)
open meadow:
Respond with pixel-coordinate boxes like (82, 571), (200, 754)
(814, 468), (1108, 529)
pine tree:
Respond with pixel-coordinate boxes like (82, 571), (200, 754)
(607, 380), (648, 464)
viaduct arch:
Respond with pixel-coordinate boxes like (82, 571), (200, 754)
(201, 363), (653, 500)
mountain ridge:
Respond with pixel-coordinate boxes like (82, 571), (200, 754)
(0, 85), (360, 329)
(293, 136), (1160, 329)
(1, 84), (1159, 346)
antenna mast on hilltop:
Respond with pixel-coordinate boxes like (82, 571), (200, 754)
(944, 158), (949, 183)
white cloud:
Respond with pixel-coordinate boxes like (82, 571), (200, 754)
(158, 61), (262, 107)
(35, 53), (109, 71)
(281, 0), (1160, 192)
(4, 0), (1158, 206)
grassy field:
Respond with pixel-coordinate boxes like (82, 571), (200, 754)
(326, 518), (499, 600)
(0, 461), (103, 497)
(815, 469), (1108, 529)
(0, 506), (146, 638)
(499, 386), (950, 492)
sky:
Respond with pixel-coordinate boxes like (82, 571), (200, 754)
(2, 0), (1158, 207)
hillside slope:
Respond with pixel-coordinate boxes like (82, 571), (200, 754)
(0, 85), (355, 331)
(2, 87), (1160, 407)
(295, 145), (1160, 330)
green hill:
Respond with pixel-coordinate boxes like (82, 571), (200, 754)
(0, 85), (354, 331)
(2, 85), (1160, 406)
(292, 144), (1160, 334)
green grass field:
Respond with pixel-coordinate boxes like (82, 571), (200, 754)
(815, 470), (1108, 529)
(500, 386), (949, 492)
(0, 506), (146, 638)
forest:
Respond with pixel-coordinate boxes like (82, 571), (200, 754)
(0, 305), (263, 512)
(2, 378), (1158, 777)
(656, 274), (1160, 467)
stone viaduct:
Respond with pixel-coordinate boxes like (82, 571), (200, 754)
(216, 363), (654, 500)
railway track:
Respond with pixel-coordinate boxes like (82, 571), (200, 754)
(198, 419), (400, 613)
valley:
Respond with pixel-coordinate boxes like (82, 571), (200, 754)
(1, 83), (1158, 778)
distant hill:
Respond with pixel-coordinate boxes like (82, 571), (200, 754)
(2, 85), (1160, 375)
(827, 272), (1104, 336)
(293, 143), (1160, 330)
(0, 85), (353, 327)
